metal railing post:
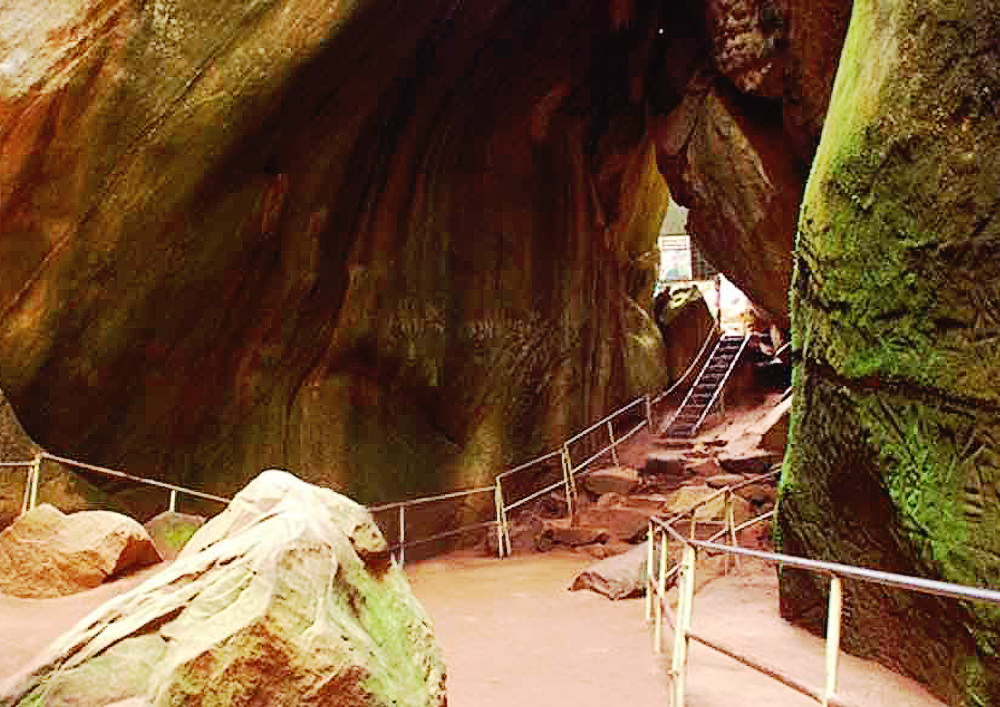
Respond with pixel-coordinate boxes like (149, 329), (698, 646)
(655, 528), (668, 653)
(28, 453), (41, 512)
(561, 444), (576, 519)
(645, 520), (654, 622)
(607, 421), (619, 466)
(823, 576), (843, 707)
(169, 489), (178, 513)
(672, 543), (696, 707)
(645, 392), (653, 428)
(494, 480), (511, 558)
(398, 505), (406, 567)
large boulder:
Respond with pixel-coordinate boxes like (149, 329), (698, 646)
(653, 285), (717, 385)
(0, 0), (669, 507)
(142, 511), (206, 561)
(780, 0), (1000, 703)
(0, 504), (161, 598)
(650, 0), (852, 325)
(1, 470), (446, 707)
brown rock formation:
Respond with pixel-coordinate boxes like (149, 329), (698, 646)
(0, 504), (161, 598)
(650, 0), (852, 324)
(0, 0), (670, 501)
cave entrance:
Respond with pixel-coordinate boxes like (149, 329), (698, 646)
(656, 199), (753, 333)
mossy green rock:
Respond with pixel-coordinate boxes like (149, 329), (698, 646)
(0, 471), (446, 707)
(780, 0), (1000, 703)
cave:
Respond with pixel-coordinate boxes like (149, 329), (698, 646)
(1, 0), (998, 703)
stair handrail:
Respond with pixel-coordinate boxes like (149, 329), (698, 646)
(662, 335), (728, 434)
(652, 325), (720, 405)
(690, 333), (751, 436)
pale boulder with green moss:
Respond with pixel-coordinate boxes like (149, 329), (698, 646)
(0, 470), (447, 707)
(779, 0), (1000, 704)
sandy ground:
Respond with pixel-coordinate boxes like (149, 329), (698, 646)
(407, 551), (946, 707)
(0, 552), (946, 707)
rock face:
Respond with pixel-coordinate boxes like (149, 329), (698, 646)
(650, 0), (852, 324)
(1, 470), (447, 707)
(780, 0), (1000, 704)
(143, 511), (206, 561)
(0, 0), (670, 504)
(652, 285), (716, 384)
(0, 504), (161, 598)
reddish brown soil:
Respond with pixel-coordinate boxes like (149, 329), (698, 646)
(0, 553), (945, 707)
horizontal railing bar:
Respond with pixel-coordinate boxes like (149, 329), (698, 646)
(564, 397), (645, 447)
(496, 450), (563, 480)
(706, 510), (775, 544)
(686, 628), (856, 707)
(41, 452), (230, 504)
(504, 478), (567, 513)
(388, 520), (497, 551)
(367, 486), (494, 512)
(0, 461), (34, 467)
(726, 469), (780, 493)
(688, 540), (1000, 606)
(571, 445), (615, 476)
(616, 419), (646, 446)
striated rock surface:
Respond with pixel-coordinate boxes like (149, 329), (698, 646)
(653, 284), (716, 384)
(0, 0), (671, 504)
(0, 470), (446, 707)
(650, 0), (851, 324)
(780, 0), (1000, 703)
(0, 504), (161, 598)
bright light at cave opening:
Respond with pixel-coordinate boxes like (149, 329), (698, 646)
(656, 200), (752, 333)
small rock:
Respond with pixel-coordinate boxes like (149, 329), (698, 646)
(582, 466), (640, 496)
(144, 511), (206, 561)
(596, 492), (627, 508)
(641, 451), (687, 477)
(718, 451), (783, 474)
(737, 483), (777, 505)
(0, 504), (161, 598)
(540, 520), (609, 547)
(706, 473), (746, 489)
(687, 458), (725, 478)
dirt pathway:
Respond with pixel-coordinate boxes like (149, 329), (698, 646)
(407, 551), (946, 707)
(1, 552), (947, 707)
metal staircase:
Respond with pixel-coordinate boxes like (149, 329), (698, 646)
(662, 333), (750, 438)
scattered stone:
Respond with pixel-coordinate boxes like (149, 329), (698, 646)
(737, 483), (777, 506)
(687, 458), (725, 478)
(641, 451), (687, 477)
(717, 451), (783, 474)
(596, 492), (627, 508)
(540, 520), (609, 547)
(660, 485), (752, 526)
(706, 473), (747, 489)
(0, 504), (161, 598)
(143, 511), (206, 561)
(758, 396), (791, 452)
(582, 466), (640, 496)
(578, 507), (652, 543)
(581, 541), (633, 560)
(0, 470), (447, 707)
(570, 541), (671, 600)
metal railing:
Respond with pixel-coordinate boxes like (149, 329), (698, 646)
(646, 501), (1000, 707)
(17, 451), (230, 518)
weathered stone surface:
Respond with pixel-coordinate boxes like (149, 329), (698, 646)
(0, 470), (446, 707)
(641, 451), (687, 477)
(717, 450), (781, 474)
(781, 0), (1000, 703)
(661, 485), (751, 526)
(539, 520), (609, 548)
(582, 466), (640, 497)
(142, 511), (206, 561)
(736, 482), (775, 506)
(0, 0), (669, 506)
(757, 395), (791, 451)
(570, 541), (666, 600)
(705, 473), (746, 489)
(0, 505), (161, 598)
(653, 285), (716, 385)
(650, 1), (851, 325)
(685, 457), (724, 478)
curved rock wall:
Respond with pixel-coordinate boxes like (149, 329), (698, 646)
(780, 0), (1000, 703)
(0, 0), (670, 501)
